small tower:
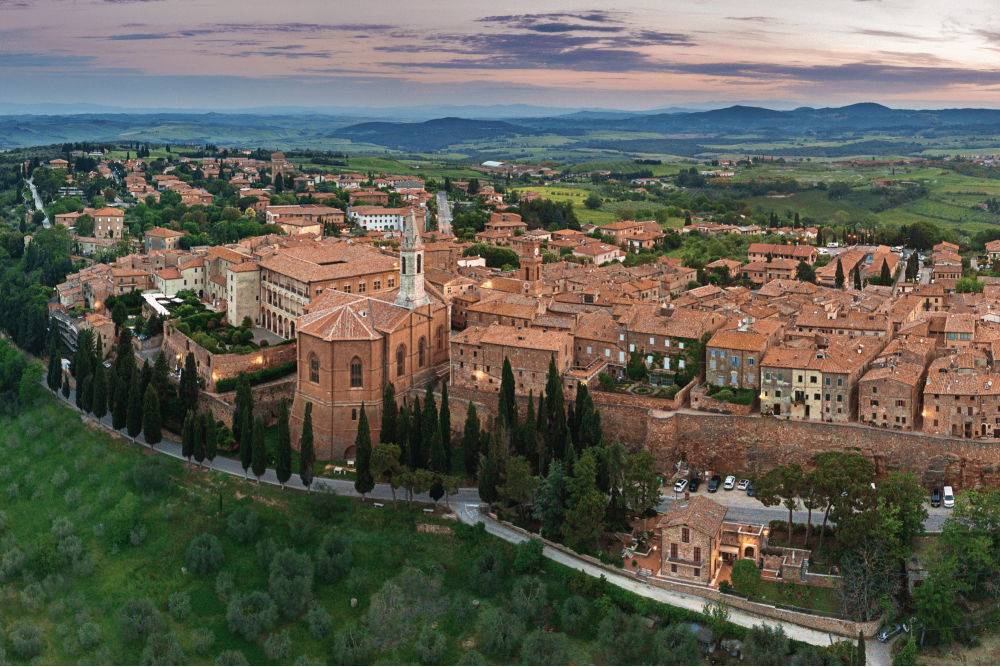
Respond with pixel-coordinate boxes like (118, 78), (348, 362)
(520, 238), (542, 282)
(395, 209), (430, 309)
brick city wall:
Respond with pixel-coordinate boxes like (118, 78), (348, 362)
(162, 322), (297, 392)
(690, 385), (758, 416)
(197, 377), (296, 429)
(648, 412), (1000, 490)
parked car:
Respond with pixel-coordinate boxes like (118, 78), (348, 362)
(930, 488), (941, 507)
(723, 475), (737, 491)
(688, 478), (701, 492)
(746, 483), (755, 497)
(708, 475), (722, 493)
(877, 624), (902, 643)
(818, 248), (829, 255)
(737, 479), (750, 491)
(943, 485), (955, 508)
(673, 479), (689, 494)
(827, 242), (839, 248)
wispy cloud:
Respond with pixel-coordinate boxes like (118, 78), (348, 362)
(108, 33), (171, 40)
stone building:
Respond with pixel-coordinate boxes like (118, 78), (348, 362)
(91, 207), (125, 239)
(226, 262), (262, 329)
(706, 319), (786, 390)
(859, 360), (926, 431)
(145, 227), (185, 252)
(923, 357), (1000, 438)
(289, 212), (450, 460)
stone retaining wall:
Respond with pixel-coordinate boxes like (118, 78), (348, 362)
(197, 377), (296, 429)
(690, 385), (757, 416)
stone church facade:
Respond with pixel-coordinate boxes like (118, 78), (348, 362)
(289, 212), (450, 460)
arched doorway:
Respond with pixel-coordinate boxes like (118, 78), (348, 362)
(744, 546), (755, 559)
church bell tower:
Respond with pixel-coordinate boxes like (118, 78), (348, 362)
(395, 210), (430, 309)
(520, 238), (542, 282)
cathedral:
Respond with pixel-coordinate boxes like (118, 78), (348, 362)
(289, 212), (451, 460)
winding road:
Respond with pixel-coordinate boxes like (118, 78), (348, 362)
(25, 177), (51, 228)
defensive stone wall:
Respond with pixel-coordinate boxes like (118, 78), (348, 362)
(197, 377), (296, 429)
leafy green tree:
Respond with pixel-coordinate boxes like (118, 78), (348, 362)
(251, 416), (266, 482)
(127, 367), (143, 441)
(498, 455), (537, 520)
(623, 449), (661, 531)
(730, 559), (761, 597)
(299, 402), (315, 491)
(584, 191), (603, 210)
(371, 442), (403, 508)
(564, 450), (607, 551)
(142, 384), (162, 447)
(534, 460), (568, 540)
(354, 403), (375, 499)
(380, 381), (396, 446)
(875, 472), (928, 560)
(275, 399), (292, 488)
(653, 624), (701, 665)
(462, 401), (481, 477)
(742, 623), (790, 666)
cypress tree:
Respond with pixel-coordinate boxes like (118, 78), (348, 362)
(76, 371), (88, 411)
(354, 403), (374, 500)
(428, 422), (446, 473)
(535, 390), (548, 474)
(205, 409), (217, 467)
(92, 363), (108, 420)
(420, 385), (437, 471)
(80, 374), (94, 414)
(835, 257), (845, 289)
(572, 382), (588, 446)
(116, 326), (135, 383)
(564, 430), (577, 476)
(854, 266), (862, 290)
(140, 359), (152, 399)
(462, 401), (481, 478)
(521, 389), (536, 464)
(439, 381), (451, 473)
(152, 349), (172, 402)
(61, 371), (70, 399)
(180, 352), (199, 415)
(879, 260), (891, 286)
(299, 402), (315, 491)
(276, 398), (292, 488)
(46, 339), (60, 392)
(497, 357), (517, 430)
(182, 412), (194, 462)
(251, 415), (266, 482)
(478, 436), (499, 510)
(857, 630), (866, 666)
(410, 396), (423, 469)
(544, 356), (567, 463)
(142, 384), (162, 447)
(127, 367), (143, 441)
(194, 412), (207, 467)
(112, 374), (128, 430)
(240, 410), (252, 479)
(380, 381), (397, 445)
(233, 372), (253, 446)
(397, 404), (411, 469)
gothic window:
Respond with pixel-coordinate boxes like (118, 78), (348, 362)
(350, 357), (363, 388)
(418, 337), (426, 367)
(436, 325), (444, 350)
(396, 345), (406, 377)
(309, 354), (319, 383)
(402, 257), (407, 274)
(417, 254), (422, 274)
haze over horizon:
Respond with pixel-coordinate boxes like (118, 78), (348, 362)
(3, 0), (1000, 111)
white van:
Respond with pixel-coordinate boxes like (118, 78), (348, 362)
(943, 486), (955, 508)
(827, 242), (839, 248)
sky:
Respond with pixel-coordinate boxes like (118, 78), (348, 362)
(2, 0), (1000, 111)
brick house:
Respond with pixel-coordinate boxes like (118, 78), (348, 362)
(746, 243), (818, 266)
(145, 227), (185, 252)
(986, 239), (1000, 263)
(923, 359), (1000, 438)
(450, 323), (573, 397)
(859, 360), (926, 430)
(740, 259), (798, 285)
(572, 242), (622, 265)
(706, 319), (786, 390)
(91, 207), (125, 239)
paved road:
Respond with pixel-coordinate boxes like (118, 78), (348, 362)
(436, 191), (452, 236)
(26, 177), (51, 228)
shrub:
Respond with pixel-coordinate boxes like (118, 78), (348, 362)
(269, 548), (314, 619)
(133, 458), (171, 494)
(333, 622), (374, 665)
(315, 531), (352, 582)
(470, 549), (506, 596)
(20, 581), (46, 612)
(78, 505), (93, 520)
(510, 576), (549, 625)
(140, 632), (187, 666)
(309, 484), (340, 520)
(415, 624), (447, 664)
(520, 630), (572, 666)
(214, 361), (297, 392)
(51, 516), (75, 541)
(169, 592), (191, 620)
(78, 622), (103, 648)
(513, 538), (544, 573)
(477, 608), (525, 658)
(51, 467), (69, 487)
(226, 507), (260, 544)
(58, 535), (83, 563)
(74, 552), (96, 578)
(186, 534), (225, 575)
(214, 650), (249, 666)
(0, 509), (7, 531)
(347, 568), (372, 596)
(226, 591), (278, 641)
(107, 492), (141, 543)
(308, 604), (333, 638)
(28, 533), (61, 575)
(288, 517), (313, 545)
(256, 538), (279, 570)
(560, 595), (591, 630)
(11, 620), (43, 658)
(119, 599), (164, 643)
(264, 629), (292, 662)
(191, 628), (216, 655)
(75, 456), (87, 472)
(64, 487), (82, 505)
(130, 523), (148, 546)
(216, 571), (235, 600)
(731, 558), (762, 597)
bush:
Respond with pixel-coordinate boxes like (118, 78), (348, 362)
(74, 552), (96, 578)
(214, 650), (249, 666)
(139, 632), (187, 665)
(119, 599), (164, 643)
(256, 538), (279, 570)
(2, 546), (25, 574)
(133, 458), (171, 493)
(309, 484), (340, 521)
(20, 581), (46, 612)
(216, 571), (235, 600)
(51, 467), (69, 487)
(477, 608), (525, 658)
(308, 604), (334, 638)
(227, 591), (278, 641)
(169, 592), (191, 620)
(594, 608), (651, 665)
(288, 517), (313, 545)
(214, 361), (297, 392)
(513, 538), (544, 574)
(191, 628), (216, 655)
(78, 621), (103, 648)
(58, 535), (83, 563)
(510, 576), (549, 625)
(227, 507), (260, 544)
(186, 534), (225, 574)
(28, 532), (61, 575)
(731, 558), (762, 597)
(264, 629), (292, 662)
(315, 531), (352, 582)
(333, 622), (374, 665)
(415, 624), (447, 664)
(130, 523), (148, 546)
(11, 620), (43, 658)
(107, 492), (141, 543)
(470, 549), (506, 596)
(520, 630), (571, 666)
(269, 548), (314, 619)
(347, 568), (373, 596)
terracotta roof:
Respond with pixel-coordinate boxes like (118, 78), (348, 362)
(146, 227), (185, 239)
(298, 291), (413, 341)
(657, 496), (726, 536)
(205, 246), (248, 264)
(708, 329), (772, 353)
(91, 207), (123, 217)
(258, 245), (396, 283)
(479, 324), (569, 351)
(861, 361), (924, 387)
(156, 268), (182, 280)
(925, 371), (1000, 396)
(228, 262), (260, 273)
(178, 259), (204, 270)
(626, 304), (715, 339)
